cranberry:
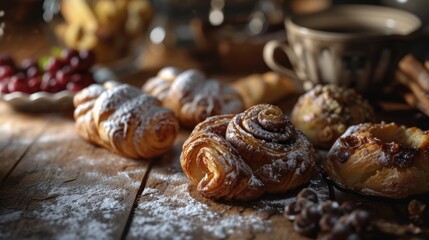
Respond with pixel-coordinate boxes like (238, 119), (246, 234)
(0, 66), (15, 79)
(0, 53), (15, 67)
(8, 73), (31, 93)
(28, 77), (42, 93)
(79, 50), (96, 68)
(61, 48), (79, 63)
(45, 57), (64, 73)
(26, 66), (41, 78)
(70, 56), (84, 71)
(70, 73), (83, 83)
(21, 58), (38, 70)
(41, 73), (64, 93)
(0, 80), (9, 93)
(55, 69), (72, 85)
(66, 81), (86, 92)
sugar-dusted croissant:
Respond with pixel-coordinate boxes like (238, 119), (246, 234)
(73, 83), (179, 159)
(142, 67), (245, 128)
(181, 104), (316, 201)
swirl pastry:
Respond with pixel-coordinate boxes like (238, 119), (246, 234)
(181, 104), (316, 201)
(325, 122), (429, 199)
(291, 84), (375, 149)
(142, 67), (245, 128)
(73, 83), (179, 159)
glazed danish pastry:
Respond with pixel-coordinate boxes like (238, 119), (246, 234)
(74, 83), (179, 159)
(325, 122), (429, 199)
(181, 104), (316, 201)
(291, 84), (375, 149)
(142, 67), (245, 128)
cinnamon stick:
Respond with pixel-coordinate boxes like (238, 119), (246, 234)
(396, 70), (429, 116)
(399, 55), (429, 92)
(403, 92), (429, 116)
(425, 60), (429, 73)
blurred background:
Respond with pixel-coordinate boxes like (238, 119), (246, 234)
(0, 0), (428, 76)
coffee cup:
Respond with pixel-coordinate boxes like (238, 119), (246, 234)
(263, 5), (421, 93)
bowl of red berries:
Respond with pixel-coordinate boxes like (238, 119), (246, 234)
(0, 48), (114, 111)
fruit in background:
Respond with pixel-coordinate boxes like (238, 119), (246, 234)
(0, 66), (14, 80)
(0, 49), (96, 94)
(8, 73), (31, 94)
(55, 0), (153, 63)
(0, 54), (15, 68)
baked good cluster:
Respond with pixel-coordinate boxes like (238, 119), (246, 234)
(70, 66), (429, 203)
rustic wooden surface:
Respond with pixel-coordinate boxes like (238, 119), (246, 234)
(1, 94), (428, 239)
(1, 18), (429, 240)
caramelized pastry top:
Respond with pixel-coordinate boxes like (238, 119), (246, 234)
(325, 122), (429, 199)
(291, 84), (375, 149)
(181, 104), (316, 201)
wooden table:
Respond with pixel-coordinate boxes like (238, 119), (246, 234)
(1, 19), (429, 240)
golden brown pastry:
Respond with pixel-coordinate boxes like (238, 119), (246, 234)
(181, 104), (316, 201)
(232, 72), (297, 109)
(325, 122), (429, 199)
(291, 84), (375, 149)
(142, 67), (245, 128)
(74, 83), (179, 159)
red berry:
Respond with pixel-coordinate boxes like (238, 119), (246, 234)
(70, 73), (83, 83)
(0, 81), (9, 93)
(0, 66), (15, 79)
(45, 57), (64, 73)
(79, 50), (96, 69)
(21, 58), (38, 70)
(26, 66), (41, 78)
(0, 53), (15, 67)
(66, 82), (86, 92)
(28, 77), (42, 93)
(70, 56), (84, 71)
(41, 73), (64, 93)
(8, 73), (31, 93)
(56, 69), (72, 85)
(61, 48), (79, 63)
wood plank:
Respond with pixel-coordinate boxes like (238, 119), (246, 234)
(126, 132), (329, 240)
(0, 104), (50, 182)
(0, 116), (151, 239)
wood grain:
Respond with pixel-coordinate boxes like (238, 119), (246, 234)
(0, 109), (151, 239)
(126, 132), (328, 240)
(0, 104), (49, 183)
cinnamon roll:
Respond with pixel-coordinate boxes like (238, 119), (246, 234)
(181, 104), (316, 201)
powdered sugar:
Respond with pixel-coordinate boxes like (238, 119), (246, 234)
(0, 155), (145, 240)
(129, 171), (271, 239)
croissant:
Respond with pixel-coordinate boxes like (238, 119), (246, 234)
(181, 104), (316, 201)
(73, 83), (179, 159)
(142, 67), (245, 128)
(232, 72), (297, 109)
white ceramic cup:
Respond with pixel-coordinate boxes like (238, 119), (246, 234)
(263, 5), (421, 93)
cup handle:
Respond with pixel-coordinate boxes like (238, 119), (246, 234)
(263, 40), (298, 80)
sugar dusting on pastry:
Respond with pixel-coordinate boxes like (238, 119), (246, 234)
(142, 67), (245, 128)
(181, 104), (316, 201)
(73, 83), (179, 159)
